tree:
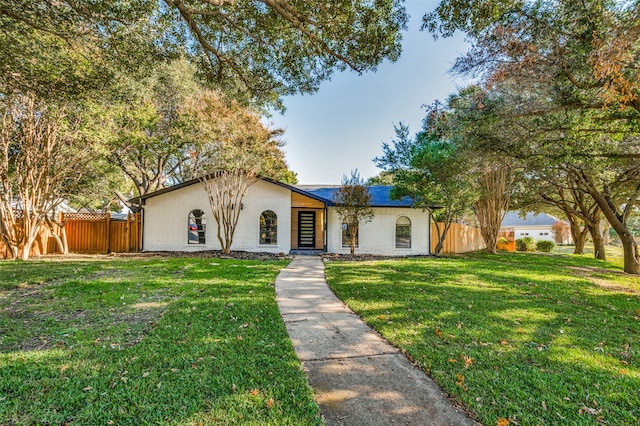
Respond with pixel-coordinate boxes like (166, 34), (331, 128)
(196, 90), (295, 254)
(109, 59), (296, 208)
(333, 170), (374, 256)
(2, 1), (408, 110)
(375, 119), (475, 255)
(0, 93), (100, 259)
(473, 162), (514, 254)
(424, 0), (640, 117)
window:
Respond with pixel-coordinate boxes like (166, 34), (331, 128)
(395, 216), (411, 248)
(341, 222), (358, 248)
(260, 210), (277, 245)
(188, 210), (206, 244)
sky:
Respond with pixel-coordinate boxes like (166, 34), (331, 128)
(268, 0), (470, 185)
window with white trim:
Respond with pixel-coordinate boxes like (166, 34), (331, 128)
(188, 210), (206, 244)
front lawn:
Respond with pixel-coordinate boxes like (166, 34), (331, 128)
(0, 256), (322, 425)
(325, 252), (639, 425)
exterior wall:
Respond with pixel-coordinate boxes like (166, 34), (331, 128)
(513, 226), (554, 242)
(326, 207), (430, 255)
(142, 179), (292, 253)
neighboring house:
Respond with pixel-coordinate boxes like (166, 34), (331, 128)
(133, 176), (433, 256)
(501, 211), (568, 243)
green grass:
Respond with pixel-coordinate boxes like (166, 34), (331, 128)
(554, 244), (625, 267)
(325, 252), (639, 426)
(0, 257), (322, 425)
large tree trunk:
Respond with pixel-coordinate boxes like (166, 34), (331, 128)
(621, 234), (640, 275)
(587, 215), (606, 260)
(575, 169), (639, 274)
(573, 227), (589, 255)
(567, 216), (588, 254)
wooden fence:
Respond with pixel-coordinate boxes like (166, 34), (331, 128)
(497, 228), (516, 252)
(63, 213), (141, 254)
(0, 213), (141, 258)
(0, 223), (57, 259)
(431, 222), (486, 254)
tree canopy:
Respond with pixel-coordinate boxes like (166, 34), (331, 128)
(1, 0), (408, 109)
(420, 1), (640, 273)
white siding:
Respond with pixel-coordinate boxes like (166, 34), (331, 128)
(514, 226), (555, 242)
(142, 179), (291, 253)
(326, 207), (430, 255)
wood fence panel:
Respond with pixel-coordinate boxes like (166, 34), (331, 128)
(64, 213), (110, 253)
(63, 213), (141, 254)
(431, 222), (486, 254)
(0, 221), (57, 258)
(1, 213), (141, 258)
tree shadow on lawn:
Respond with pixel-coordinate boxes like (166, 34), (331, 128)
(326, 254), (639, 425)
(0, 258), (321, 425)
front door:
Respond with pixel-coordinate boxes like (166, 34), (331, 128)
(298, 211), (316, 248)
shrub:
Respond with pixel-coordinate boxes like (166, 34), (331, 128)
(497, 237), (509, 245)
(515, 237), (536, 252)
(536, 240), (556, 252)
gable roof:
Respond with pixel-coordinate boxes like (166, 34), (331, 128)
(501, 211), (562, 227)
(297, 185), (414, 207)
(129, 175), (330, 206)
(130, 177), (416, 208)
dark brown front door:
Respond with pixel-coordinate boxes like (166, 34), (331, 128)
(298, 211), (316, 248)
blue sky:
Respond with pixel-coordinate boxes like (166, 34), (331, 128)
(269, 0), (470, 184)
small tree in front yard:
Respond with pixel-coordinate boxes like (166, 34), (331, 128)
(333, 170), (374, 256)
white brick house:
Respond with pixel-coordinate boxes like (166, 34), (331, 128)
(134, 176), (432, 256)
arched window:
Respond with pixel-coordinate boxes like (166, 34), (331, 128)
(260, 210), (277, 245)
(395, 216), (411, 248)
(188, 210), (206, 244)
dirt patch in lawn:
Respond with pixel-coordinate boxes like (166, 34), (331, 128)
(567, 266), (640, 295)
(0, 285), (174, 352)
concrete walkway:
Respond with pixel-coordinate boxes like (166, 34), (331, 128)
(275, 256), (476, 426)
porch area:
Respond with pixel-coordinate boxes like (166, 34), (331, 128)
(290, 191), (326, 254)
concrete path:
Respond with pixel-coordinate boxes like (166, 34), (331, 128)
(275, 256), (476, 426)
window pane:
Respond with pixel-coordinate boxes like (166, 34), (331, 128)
(395, 216), (411, 248)
(260, 210), (277, 245)
(188, 210), (206, 244)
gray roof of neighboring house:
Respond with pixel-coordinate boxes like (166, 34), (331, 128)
(501, 211), (562, 227)
(296, 185), (415, 207)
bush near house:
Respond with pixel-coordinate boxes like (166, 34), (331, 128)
(515, 236), (536, 251)
(536, 240), (556, 252)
